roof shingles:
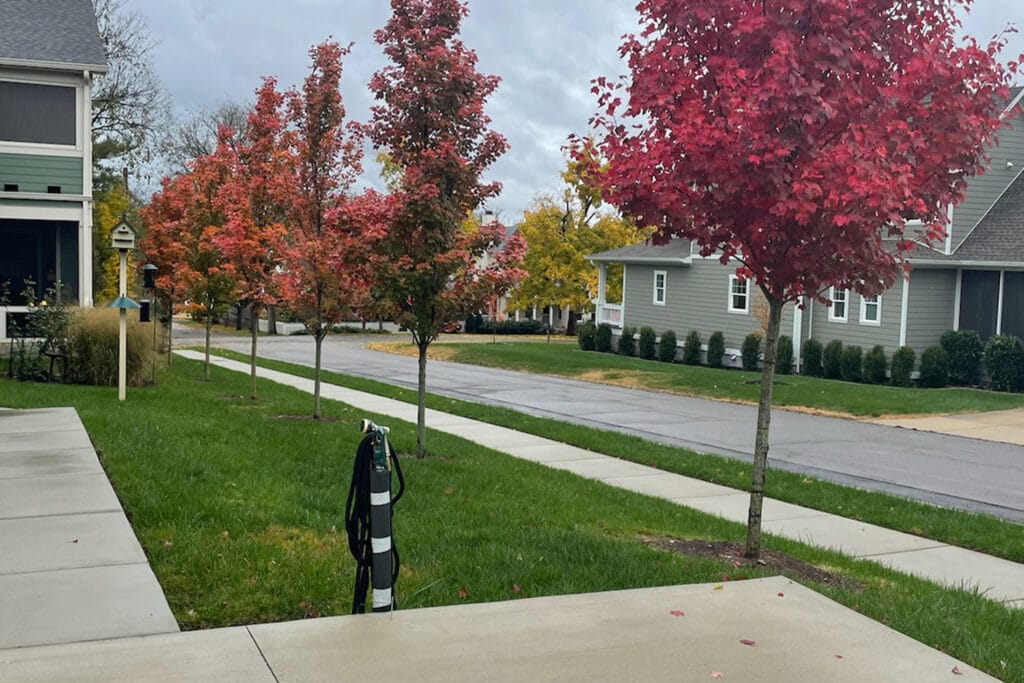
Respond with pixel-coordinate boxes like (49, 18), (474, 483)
(0, 0), (106, 70)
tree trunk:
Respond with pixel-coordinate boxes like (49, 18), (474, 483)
(313, 333), (323, 419)
(566, 309), (577, 336)
(249, 310), (258, 399)
(236, 303), (243, 331)
(267, 305), (277, 335)
(745, 295), (785, 559)
(166, 299), (174, 366)
(416, 341), (428, 458)
(204, 312), (212, 381)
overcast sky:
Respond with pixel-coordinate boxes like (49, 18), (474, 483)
(131, 0), (1024, 219)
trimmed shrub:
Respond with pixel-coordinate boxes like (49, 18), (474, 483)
(683, 330), (702, 365)
(863, 345), (888, 384)
(801, 338), (823, 377)
(890, 347), (916, 387)
(919, 346), (949, 388)
(617, 326), (636, 356)
(464, 313), (484, 334)
(477, 319), (546, 335)
(776, 335), (793, 374)
(595, 323), (613, 353)
(638, 326), (657, 360)
(707, 331), (725, 368)
(823, 340), (843, 379)
(66, 308), (154, 387)
(984, 335), (1024, 392)
(940, 329), (983, 385)
(840, 345), (863, 382)
(577, 321), (596, 351)
(658, 330), (678, 363)
(741, 332), (761, 371)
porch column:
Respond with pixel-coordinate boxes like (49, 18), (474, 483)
(899, 274), (910, 348)
(953, 269), (963, 331)
(792, 297), (803, 372)
(596, 263), (607, 323)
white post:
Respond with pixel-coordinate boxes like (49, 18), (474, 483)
(118, 249), (127, 401)
(597, 263), (607, 323)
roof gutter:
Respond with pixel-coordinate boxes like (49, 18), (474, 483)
(0, 57), (107, 74)
(913, 259), (1024, 270)
(587, 255), (694, 266)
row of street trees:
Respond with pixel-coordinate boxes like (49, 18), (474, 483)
(140, 1), (525, 457)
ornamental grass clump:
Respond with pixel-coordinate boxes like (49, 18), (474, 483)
(66, 308), (154, 387)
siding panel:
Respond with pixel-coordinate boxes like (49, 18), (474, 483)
(905, 269), (957, 355)
(0, 153), (83, 194)
(804, 278), (903, 355)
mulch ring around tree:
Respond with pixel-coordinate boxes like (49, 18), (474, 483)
(646, 537), (863, 591)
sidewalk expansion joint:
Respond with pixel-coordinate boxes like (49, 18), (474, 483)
(0, 508), (122, 521)
(855, 543), (951, 559)
(247, 626), (280, 683)
(0, 560), (151, 578)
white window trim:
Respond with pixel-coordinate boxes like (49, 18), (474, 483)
(828, 287), (848, 322)
(859, 294), (882, 326)
(653, 270), (666, 306)
(728, 275), (749, 314)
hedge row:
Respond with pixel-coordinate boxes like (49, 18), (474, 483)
(579, 324), (729, 367)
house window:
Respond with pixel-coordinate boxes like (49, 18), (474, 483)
(829, 288), (848, 322)
(728, 275), (749, 313)
(0, 81), (76, 146)
(653, 270), (667, 306)
(860, 294), (881, 325)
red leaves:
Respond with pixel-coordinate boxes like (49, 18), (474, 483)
(594, 0), (1019, 305)
(739, 639), (757, 647)
(670, 610), (685, 617)
(952, 667), (963, 676)
(458, 586), (469, 600)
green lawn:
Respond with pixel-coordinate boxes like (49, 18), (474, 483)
(0, 361), (1021, 679)
(417, 341), (1024, 417)
(213, 348), (1024, 565)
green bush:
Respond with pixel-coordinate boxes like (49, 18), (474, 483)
(464, 313), (484, 334)
(66, 308), (154, 387)
(638, 326), (657, 360)
(577, 321), (596, 351)
(707, 331), (725, 368)
(4, 281), (73, 382)
(984, 335), (1024, 392)
(683, 330), (702, 365)
(776, 335), (793, 374)
(890, 347), (916, 387)
(658, 330), (677, 363)
(940, 329), (983, 385)
(595, 323), (613, 353)
(823, 340), (844, 379)
(919, 346), (949, 388)
(840, 345), (863, 382)
(863, 345), (888, 385)
(478, 319), (547, 335)
(741, 333), (761, 371)
(801, 338), (823, 377)
(617, 326), (636, 356)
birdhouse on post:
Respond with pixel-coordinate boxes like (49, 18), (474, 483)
(110, 218), (137, 251)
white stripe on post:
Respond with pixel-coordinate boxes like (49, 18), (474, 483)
(371, 536), (392, 554)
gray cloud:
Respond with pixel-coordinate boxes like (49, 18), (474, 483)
(131, 0), (1024, 219)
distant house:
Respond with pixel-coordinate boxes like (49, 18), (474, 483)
(0, 0), (107, 339)
(589, 87), (1024, 369)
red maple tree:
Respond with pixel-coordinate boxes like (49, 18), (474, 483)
(211, 79), (290, 399)
(368, 0), (515, 456)
(592, 0), (1020, 556)
(277, 41), (377, 419)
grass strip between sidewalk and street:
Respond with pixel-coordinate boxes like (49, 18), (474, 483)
(0, 358), (1021, 680)
(377, 340), (1024, 417)
(209, 347), (1024, 565)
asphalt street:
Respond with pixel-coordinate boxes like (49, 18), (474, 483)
(177, 327), (1024, 522)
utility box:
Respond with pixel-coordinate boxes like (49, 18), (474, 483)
(139, 299), (151, 323)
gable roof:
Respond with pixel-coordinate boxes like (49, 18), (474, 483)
(926, 169), (1024, 265)
(0, 0), (107, 72)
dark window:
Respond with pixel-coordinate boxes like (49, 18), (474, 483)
(0, 81), (76, 145)
(3, 184), (17, 192)
(959, 270), (999, 341)
(0, 220), (78, 305)
(47, 185), (61, 194)
(1001, 272), (1024, 340)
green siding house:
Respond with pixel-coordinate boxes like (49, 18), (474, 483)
(589, 88), (1024, 370)
(0, 0), (107, 339)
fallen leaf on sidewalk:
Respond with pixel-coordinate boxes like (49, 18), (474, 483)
(710, 672), (724, 679)
(777, 592), (784, 597)
(834, 655), (844, 659)
(670, 610), (685, 617)
(739, 639), (756, 647)
(713, 585), (723, 591)
(952, 667), (963, 675)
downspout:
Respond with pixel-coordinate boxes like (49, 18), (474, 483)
(997, 270), (1006, 335)
(899, 274), (910, 348)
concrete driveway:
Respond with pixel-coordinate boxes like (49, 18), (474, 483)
(178, 327), (1024, 522)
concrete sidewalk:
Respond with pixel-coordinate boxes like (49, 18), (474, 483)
(179, 351), (1024, 608)
(0, 577), (998, 682)
(0, 408), (179, 649)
